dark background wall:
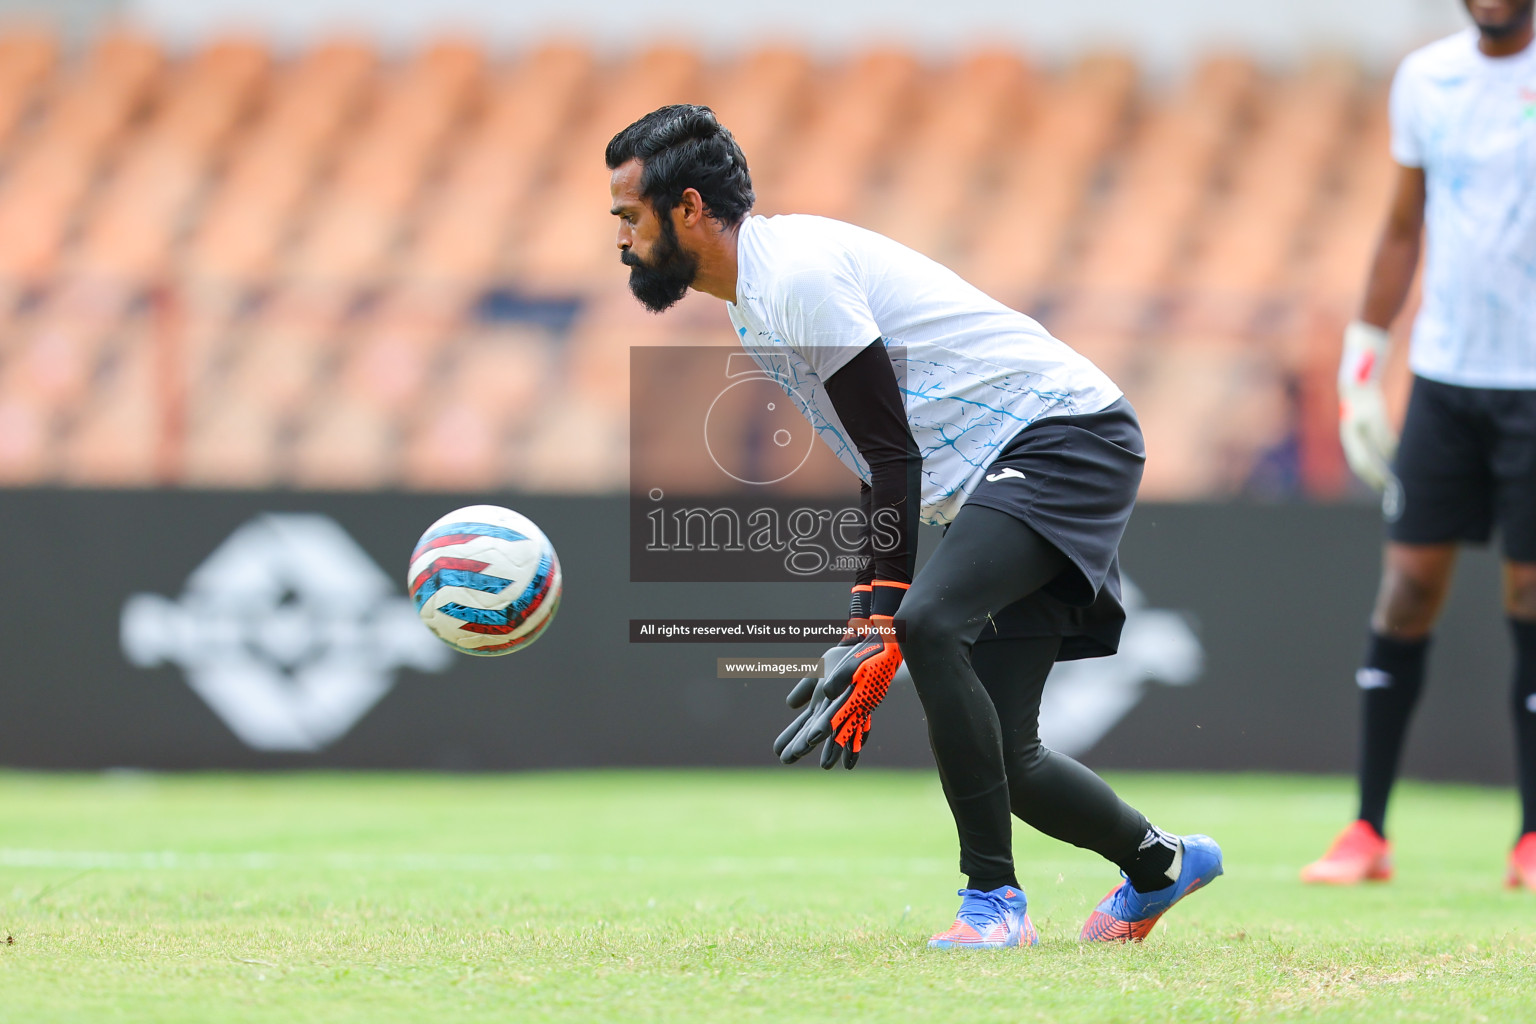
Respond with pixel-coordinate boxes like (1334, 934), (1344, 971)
(0, 491), (1515, 782)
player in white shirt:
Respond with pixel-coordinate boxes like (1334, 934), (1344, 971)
(606, 105), (1222, 946)
(1305, 0), (1536, 887)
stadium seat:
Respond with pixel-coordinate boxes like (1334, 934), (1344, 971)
(289, 395), (397, 489)
(184, 40), (378, 285)
(773, 50), (920, 222)
(702, 47), (813, 206)
(868, 51), (1034, 259)
(962, 53), (1137, 303)
(517, 396), (626, 492)
(401, 403), (504, 491)
(58, 328), (160, 486)
(403, 44), (594, 287)
(0, 387), (56, 484)
(182, 397), (282, 488)
(1067, 56), (1257, 306)
(1175, 59), (1359, 326)
(336, 286), (464, 414)
(0, 28), (57, 149)
(510, 45), (702, 289)
(400, 323), (558, 489)
(221, 285), (349, 415)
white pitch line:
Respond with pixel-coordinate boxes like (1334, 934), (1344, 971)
(0, 849), (1330, 882)
(0, 849), (966, 876)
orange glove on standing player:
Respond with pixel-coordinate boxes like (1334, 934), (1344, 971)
(781, 580), (907, 769)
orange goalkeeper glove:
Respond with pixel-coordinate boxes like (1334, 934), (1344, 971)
(776, 584), (870, 765)
(821, 612), (902, 762)
(786, 581), (908, 770)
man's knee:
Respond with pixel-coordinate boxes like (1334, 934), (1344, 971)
(1375, 578), (1444, 635)
(1005, 739), (1049, 783)
(1372, 545), (1456, 637)
(897, 590), (967, 668)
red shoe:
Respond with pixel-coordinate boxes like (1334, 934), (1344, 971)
(1300, 821), (1393, 884)
(1506, 834), (1536, 890)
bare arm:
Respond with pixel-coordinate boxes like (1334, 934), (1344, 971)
(1358, 164), (1426, 330)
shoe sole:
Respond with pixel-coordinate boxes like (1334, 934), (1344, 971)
(929, 921), (1040, 950)
(1300, 862), (1393, 885)
(927, 939), (1037, 950)
(1081, 870), (1221, 943)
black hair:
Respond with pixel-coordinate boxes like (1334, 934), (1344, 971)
(605, 104), (754, 227)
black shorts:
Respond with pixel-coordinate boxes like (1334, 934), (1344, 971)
(960, 397), (1145, 661)
(1390, 375), (1536, 562)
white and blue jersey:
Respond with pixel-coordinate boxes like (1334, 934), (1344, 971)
(1390, 29), (1536, 389)
(725, 214), (1122, 525)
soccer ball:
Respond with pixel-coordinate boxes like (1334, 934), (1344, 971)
(407, 505), (562, 656)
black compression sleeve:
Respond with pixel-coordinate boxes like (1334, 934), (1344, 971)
(854, 482), (876, 588)
(824, 338), (921, 601)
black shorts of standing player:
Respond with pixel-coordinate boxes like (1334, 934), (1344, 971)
(898, 398), (1161, 888)
(1389, 375), (1536, 561)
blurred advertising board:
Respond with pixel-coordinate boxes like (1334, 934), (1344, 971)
(0, 491), (1515, 783)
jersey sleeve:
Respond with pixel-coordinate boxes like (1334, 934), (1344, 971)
(1388, 57), (1422, 168)
(769, 259), (883, 381)
(822, 339), (920, 597)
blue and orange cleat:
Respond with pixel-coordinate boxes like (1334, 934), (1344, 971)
(928, 886), (1040, 950)
(1080, 834), (1223, 942)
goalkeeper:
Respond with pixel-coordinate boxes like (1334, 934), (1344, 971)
(605, 104), (1222, 947)
(1304, 0), (1536, 889)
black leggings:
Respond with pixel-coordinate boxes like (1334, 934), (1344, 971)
(899, 504), (1150, 886)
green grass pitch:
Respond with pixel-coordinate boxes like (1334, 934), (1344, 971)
(2, 770), (1534, 1023)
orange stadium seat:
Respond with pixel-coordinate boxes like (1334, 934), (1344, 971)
(1300, 86), (1394, 305)
(401, 324), (556, 489)
(0, 34), (162, 285)
(771, 49), (920, 222)
(962, 53), (1137, 303)
(865, 51), (1034, 261)
(0, 385), (56, 484)
(401, 44), (594, 287)
(701, 47), (813, 202)
(184, 40), (378, 285)
(287, 40), (484, 286)
(1175, 59), (1360, 328)
(182, 397), (282, 487)
(2, 283), (130, 410)
(517, 396), (626, 492)
(510, 46), (704, 289)
(402, 404), (504, 490)
(0, 28), (57, 150)
(58, 328), (160, 486)
(1067, 56), (1259, 302)
(218, 284), (350, 415)
(335, 288), (464, 414)
(289, 395), (398, 489)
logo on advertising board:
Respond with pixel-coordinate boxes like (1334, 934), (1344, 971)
(1039, 577), (1203, 755)
(120, 514), (451, 752)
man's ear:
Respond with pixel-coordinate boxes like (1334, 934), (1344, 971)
(677, 187), (706, 228)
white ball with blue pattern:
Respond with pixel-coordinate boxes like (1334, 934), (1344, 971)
(408, 505), (562, 656)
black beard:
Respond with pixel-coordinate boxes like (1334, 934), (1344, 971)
(621, 218), (698, 313)
(1474, 0), (1534, 36)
